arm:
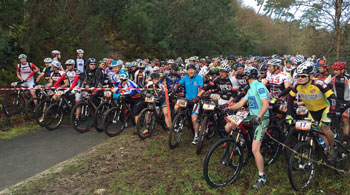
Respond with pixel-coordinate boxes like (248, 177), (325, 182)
(36, 72), (45, 83)
(17, 72), (23, 81)
(257, 99), (269, 118)
(229, 98), (247, 110)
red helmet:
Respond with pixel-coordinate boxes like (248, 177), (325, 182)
(332, 61), (346, 70)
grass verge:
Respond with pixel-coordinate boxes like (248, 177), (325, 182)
(3, 126), (350, 195)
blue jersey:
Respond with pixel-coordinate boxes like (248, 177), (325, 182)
(114, 80), (141, 98)
(179, 74), (203, 100)
(244, 80), (270, 117)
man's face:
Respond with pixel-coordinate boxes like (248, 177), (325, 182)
(78, 53), (83, 58)
(237, 67), (244, 74)
(286, 63), (292, 68)
(220, 71), (228, 79)
(57, 54), (61, 59)
(228, 60), (234, 66)
(152, 78), (160, 84)
(45, 62), (50, 67)
(268, 65), (275, 73)
(89, 63), (96, 70)
(333, 69), (344, 77)
(139, 68), (145, 72)
(99, 62), (106, 69)
(187, 68), (195, 77)
(66, 64), (73, 71)
(151, 62), (155, 67)
(131, 67), (137, 71)
(20, 58), (27, 64)
(296, 74), (310, 84)
(259, 71), (266, 78)
(318, 67), (325, 73)
(112, 66), (120, 73)
(164, 64), (169, 70)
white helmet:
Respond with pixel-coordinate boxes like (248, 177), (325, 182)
(51, 50), (61, 56)
(296, 61), (315, 75)
(219, 61), (231, 72)
(267, 59), (282, 67)
(76, 49), (84, 54)
(18, 54), (27, 59)
(50, 61), (62, 69)
(65, 59), (75, 65)
(153, 66), (160, 71)
(44, 58), (53, 63)
(198, 66), (209, 78)
(294, 55), (305, 65)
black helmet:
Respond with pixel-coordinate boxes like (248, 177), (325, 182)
(208, 67), (219, 75)
(186, 64), (196, 70)
(259, 63), (268, 72)
(171, 63), (179, 71)
(227, 55), (236, 61)
(244, 66), (259, 78)
(150, 72), (160, 79)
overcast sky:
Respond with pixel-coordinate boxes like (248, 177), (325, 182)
(241, 0), (262, 12)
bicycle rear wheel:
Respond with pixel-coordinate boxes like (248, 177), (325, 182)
(261, 125), (282, 165)
(71, 102), (94, 133)
(24, 97), (38, 121)
(2, 92), (25, 117)
(94, 102), (111, 132)
(35, 100), (51, 127)
(169, 113), (185, 149)
(136, 108), (155, 140)
(103, 107), (125, 137)
(203, 138), (243, 187)
(288, 142), (315, 191)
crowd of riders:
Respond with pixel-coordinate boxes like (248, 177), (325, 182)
(15, 50), (349, 189)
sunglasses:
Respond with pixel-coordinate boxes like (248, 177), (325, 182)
(90, 63), (96, 65)
(296, 75), (308, 78)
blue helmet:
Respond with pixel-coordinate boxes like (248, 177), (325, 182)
(236, 63), (245, 68)
(119, 71), (129, 81)
(111, 60), (118, 67)
(87, 58), (96, 64)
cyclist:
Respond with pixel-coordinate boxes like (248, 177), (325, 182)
(226, 66), (270, 189)
(286, 61), (338, 161)
(36, 57), (53, 85)
(84, 58), (104, 106)
(174, 64), (203, 145)
(258, 63), (268, 82)
(160, 63), (181, 90)
(316, 61), (332, 85)
(16, 54), (40, 104)
(331, 61), (350, 144)
(112, 71), (143, 127)
(282, 57), (294, 75)
(263, 59), (291, 98)
(75, 49), (85, 73)
(46, 61), (69, 101)
(235, 62), (248, 93)
(134, 61), (147, 88)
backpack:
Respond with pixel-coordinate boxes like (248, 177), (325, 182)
(18, 62), (34, 73)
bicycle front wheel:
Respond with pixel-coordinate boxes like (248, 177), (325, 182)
(35, 99), (51, 127)
(203, 138), (243, 187)
(71, 102), (94, 133)
(136, 108), (155, 140)
(169, 113), (185, 149)
(24, 97), (38, 121)
(103, 107), (125, 137)
(44, 103), (64, 131)
(94, 102), (112, 132)
(196, 115), (208, 155)
(288, 142), (315, 191)
(2, 92), (25, 117)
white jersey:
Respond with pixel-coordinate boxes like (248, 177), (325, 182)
(16, 62), (36, 82)
(266, 71), (291, 98)
(76, 58), (85, 73)
(66, 70), (80, 87)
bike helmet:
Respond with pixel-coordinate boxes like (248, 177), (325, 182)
(294, 55), (305, 65)
(227, 55), (236, 61)
(171, 63), (179, 71)
(130, 61), (137, 67)
(268, 59), (282, 67)
(332, 61), (346, 70)
(51, 50), (61, 56)
(87, 58), (96, 64)
(167, 59), (175, 64)
(125, 62), (131, 68)
(219, 61), (231, 72)
(208, 67), (219, 75)
(44, 58), (53, 63)
(198, 67), (209, 78)
(119, 71), (129, 81)
(111, 60), (118, 67)
(153, 66), (160, 71)
(76, 49), (84, 54)
(259, 63), (268, 72)
(137, 62), (146, 69)
(18, 54), (27, 59)
(244, 66), (259, 78)
(271, 54), (280, 59)
(150, 72), (160, 79)
(236, 62), (245, 68)
(186, 64), (196, 70)
(117, 60), (124, 66)
(65, 59), (75, 65)
(296, 61), (315, 75)
(50, 61), (62, 69)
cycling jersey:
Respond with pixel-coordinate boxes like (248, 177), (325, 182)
(332, 74), (350, 102)
(317, 72), (332, 85)
(76, 58), (85, 73)
(282, 66), (295, 75)
(114, 80), (141, 98)
(204, 76), (238, 100)
(85, 67), (103, 87)
(134, 70), (146, 88)
(243, 80), (269, 118)
(178, 74), (203, 100)
(265, 70), (291, 98)
(288, 79), (336, 112)
(235, 73), (248, 92)
(66, 70), (80, 87)
(17, 62), (37, 82)
(51, 71), (66, 87)
(160, 71), (181, 89)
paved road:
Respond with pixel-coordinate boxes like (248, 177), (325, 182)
(0, 125), (108, 190)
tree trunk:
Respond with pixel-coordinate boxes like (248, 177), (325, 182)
(257, 0), (265, 15)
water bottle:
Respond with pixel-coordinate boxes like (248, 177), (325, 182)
(318, 138), (327, 151)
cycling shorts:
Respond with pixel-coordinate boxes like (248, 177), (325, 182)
(188, 101), (200, 116)
(21, 81), (35, 91)
(253, 118), (269, 142)
(308, 107), (328, 122)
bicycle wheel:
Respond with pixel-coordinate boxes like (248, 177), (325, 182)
(71, 102), (94, 133)
(261, 125), (282, 165)
(44, 103), (64, 131)
(284, 127), (304, 162)
(196, 115), (208, 155)
(136, 108), (155, 140)
(35, 99), (51, 127)
(94, 102), (112, 132)
(169, 113), (185, 149)
(2, 92), (25, 117)
(335, 141), (350, 174)
(24, 97), (38, 121)
(203, 138), (243, 187)
(103, 107), (125, 137)
(288, 142), (315, 191)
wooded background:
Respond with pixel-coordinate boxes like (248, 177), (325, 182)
(0, 0), (349, 85)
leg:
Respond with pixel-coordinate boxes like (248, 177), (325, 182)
(162, 107), (171, 128)
(252, 140), (264, 173)
(192, 114), (199, 135)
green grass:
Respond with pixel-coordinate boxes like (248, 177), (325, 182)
(0, 121), (41, 141)
(5, 126), (350, 194)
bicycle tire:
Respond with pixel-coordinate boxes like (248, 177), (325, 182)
(203, 137), (243, 187)
(44, 103), (64, 131)
(94, 102), (112, 132)
(262, 125), (282, 165)
(284, 127), (304, 163)
(288, 142), (315, 191)
(2, 92), (25, 117)
(35, 99), (51, 127)
(24, 97), (38, 121)
(169, 113), (185, 149)
(103, 107), (125, 137)
(136, 108), (155, 140)
(71, 102), (94, 133)
(196, 115), (208, 155)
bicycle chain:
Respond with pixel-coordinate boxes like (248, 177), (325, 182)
(265, 132), (350, 174)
